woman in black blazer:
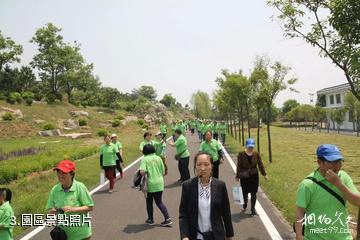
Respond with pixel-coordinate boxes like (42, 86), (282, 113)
(179, 152), (234, 240)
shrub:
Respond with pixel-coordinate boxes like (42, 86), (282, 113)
(34, 92), (43, 101)
(2, 112), (14, 121)
(137, 119), (145, 126)
(142, 123), (149, 130)
(0, 93), (6, 100)
(98, 129), (109, 137)
(43, 123), (56, 130)
(112, 119), (121, 127)
(78, 119), (87, 126)
(7, 92), (22, 104)
(115, 114), (124, 120)
(22, 92), (35, 106)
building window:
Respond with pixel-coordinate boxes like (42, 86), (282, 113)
(349, 110), (354, 122)
(330, 95), (334, 105)
(336, 94), (341, 104)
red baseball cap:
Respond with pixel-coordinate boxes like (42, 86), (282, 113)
(54, 160), (75, 173)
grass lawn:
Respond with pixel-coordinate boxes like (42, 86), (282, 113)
(225, 126), (360, 225)
(0, 121), (149, 236)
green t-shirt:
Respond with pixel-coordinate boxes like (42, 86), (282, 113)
(0, 201), (14, 240)
(112, 141), (122, 160)
(139, 153), (165, 192)
(199, 139), (222, 162)
(154, 139), (166, 157)
(175, 135), (190, 158)
(46, 180), (94, 240)
(296, 169), (359, 240)
(100, 143), (117, 166)
(160, 124), (167, 134)
(217, 124), (227, 134)
(139, 140), (155, 152)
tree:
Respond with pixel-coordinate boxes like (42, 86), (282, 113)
(282, 99), (300, 115)
(344, 91), (358, 131)
(131, 85), (157, 101)
(160, 93), (176, 107)
(190, 91), (213, 119)
(31, 23), (65, 101)
(100, 87), (122, 108)
(254, 56), (297, 163)
(333, 108), (346, 133)
(0, 31), (23, 71)
(268, 0), (360, 101)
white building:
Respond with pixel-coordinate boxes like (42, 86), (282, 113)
(317, 83), (356, 131)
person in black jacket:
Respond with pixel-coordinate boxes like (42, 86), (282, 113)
(179, 152), (234, 240)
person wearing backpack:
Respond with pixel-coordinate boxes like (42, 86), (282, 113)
(139, 144), (172, 226)
(294, 144), (359, 240)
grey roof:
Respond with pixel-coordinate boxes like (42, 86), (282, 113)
(317, 83), (350, 95)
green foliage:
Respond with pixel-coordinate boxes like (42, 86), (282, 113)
(78, 118), (87, 126)
(282, 99), (300, 115)
(22, 91), (35, 106)
(131, 85), (157, 101)
(0, 31), (23, 71)
(112, 119), (121, 127)
(267, 0), (360, 101)
(190, 90), (213, 119)
(2, 112), (14, 121)
(7, 92), (22, 104)
(43, 123), (56, 130)
(137, 119), (145, 126)
(142, 123), (149, 130)
(115, 113), (124, 120)
(97, 129), (109, 137)
(160, 93), (177, 107)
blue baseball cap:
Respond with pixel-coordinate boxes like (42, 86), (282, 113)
(245, 138), (255, 148)
(316, 144), (343, 161)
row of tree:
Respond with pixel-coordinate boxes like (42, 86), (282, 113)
(212, 56), (297, 163)
(0, 24), (184, 112)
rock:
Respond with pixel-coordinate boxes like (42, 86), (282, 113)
(98, 112), (104, 114)
(70, 110), (89, 117)
(144, 115), (154, 123)
(34, 119), (45, 124)
(125, 116), (138, 122)
(63, 119), (78, 129)
(14, 110), (23, 118)
(120, 120), (127, 126)
(0, 107), (24, 118)
(80, 126), (91, 130)
(60, 133), (92, 139)
(39, 129), (61, 137)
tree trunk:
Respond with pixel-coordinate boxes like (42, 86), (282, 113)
(241, 106), (245, 146)
(238, 109), (241, 144)
(229, 115), (234, 137)
(327, 122), (330, 133)
(233, 114), (237, 140)
(246, 102), (251, 138)
(257, 108), (261, 154)
(267, 104), (272, 163)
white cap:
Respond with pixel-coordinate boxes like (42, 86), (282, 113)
(110, 133), (117, 138)
(155, 131), (163, 136)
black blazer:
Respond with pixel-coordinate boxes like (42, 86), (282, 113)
(179, 177), (234, 240)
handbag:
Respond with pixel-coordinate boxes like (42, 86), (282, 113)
(293, 175), (345, 236)
(50, 226), (67, 240)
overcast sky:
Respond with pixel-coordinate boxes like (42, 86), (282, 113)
(0, 0), (346, 107)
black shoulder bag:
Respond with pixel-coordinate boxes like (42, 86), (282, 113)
(50, 208), (67, 240)
(293, 176), (345, 235)
(197, 230), (214, 240)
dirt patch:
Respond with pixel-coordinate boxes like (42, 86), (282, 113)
(0, 121), (38, 137)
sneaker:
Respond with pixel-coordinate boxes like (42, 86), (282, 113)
(108, 189), (113, 193)
(145, 219), (155, 226)
(161, 218), (173, 226)
(243, 203), (247, 210)
(251, 210), (257, 217)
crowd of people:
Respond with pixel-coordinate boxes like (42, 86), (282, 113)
(1, 119), (360, 240)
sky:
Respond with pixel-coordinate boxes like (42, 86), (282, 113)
(0, 0), (347, 107)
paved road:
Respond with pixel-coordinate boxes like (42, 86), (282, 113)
(18, 132), (294, 240)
